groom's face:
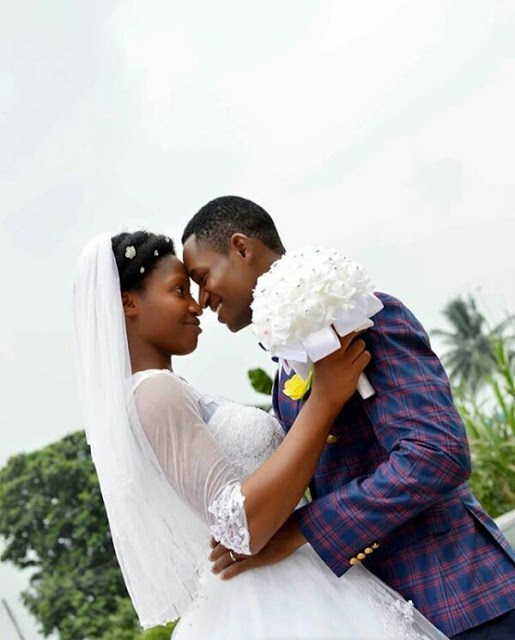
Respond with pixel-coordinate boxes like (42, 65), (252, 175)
(183, 235), (259, 332)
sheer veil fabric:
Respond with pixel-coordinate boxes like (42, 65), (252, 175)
(73, 234), (218, 627)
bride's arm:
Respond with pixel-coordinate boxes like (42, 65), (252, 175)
(239, 334), (369, 553)
(135, 332), (369, 555)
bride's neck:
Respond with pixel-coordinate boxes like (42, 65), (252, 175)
(126, 332), (172, 375)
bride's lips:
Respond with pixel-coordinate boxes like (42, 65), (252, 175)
(184, 320), (202, 333)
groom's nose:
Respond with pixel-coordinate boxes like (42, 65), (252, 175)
(198, 286), (210, 309)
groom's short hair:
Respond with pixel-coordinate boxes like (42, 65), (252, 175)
(182, 195), (285, 254)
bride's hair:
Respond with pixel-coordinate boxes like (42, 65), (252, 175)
(111, 230), (175, 292)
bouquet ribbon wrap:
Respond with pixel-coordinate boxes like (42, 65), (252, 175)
(251, 248), (383, 399)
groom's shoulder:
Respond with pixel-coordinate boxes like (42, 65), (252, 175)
(372, 291), (429, 340)
(375, 291), (410, 313)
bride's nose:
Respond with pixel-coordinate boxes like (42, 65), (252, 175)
(188, 296), (203, 316)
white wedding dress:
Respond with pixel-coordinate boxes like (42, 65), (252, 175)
(131, 369), (448, 640)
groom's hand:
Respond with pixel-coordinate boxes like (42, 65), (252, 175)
(209, 517), (306, 580)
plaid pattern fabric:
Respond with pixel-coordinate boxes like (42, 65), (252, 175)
(272, 292), (515, 638)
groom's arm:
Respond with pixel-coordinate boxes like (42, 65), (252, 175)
(209, 515), (307, 578)
(292, 293), (471, 576)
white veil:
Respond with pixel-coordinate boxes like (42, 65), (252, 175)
(73, 233), (209, 628)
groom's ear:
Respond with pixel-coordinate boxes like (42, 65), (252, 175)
(122, 292), (138, 317)
(229, 233), (252, 260)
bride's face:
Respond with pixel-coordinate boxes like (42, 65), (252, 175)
(124, 255), (203, 356)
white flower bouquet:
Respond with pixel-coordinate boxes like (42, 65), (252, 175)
(251, 247), (383, 399)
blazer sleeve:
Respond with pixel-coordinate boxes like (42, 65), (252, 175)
(293, 293), (472, 576)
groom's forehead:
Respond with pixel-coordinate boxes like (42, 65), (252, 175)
(183, 236), (222, 273)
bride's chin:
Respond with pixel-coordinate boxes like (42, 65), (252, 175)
(178, 338), (200, 356)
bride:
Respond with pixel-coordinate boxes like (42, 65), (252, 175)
(73, 230), (448, 639)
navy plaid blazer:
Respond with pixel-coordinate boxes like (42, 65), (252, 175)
(272, 292), (515, 638)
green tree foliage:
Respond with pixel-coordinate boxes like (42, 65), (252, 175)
(140, 622), (177, 639)
(455, 337), (515, 517)
(432, 295), (514, 392)
(102, 603), (176, 640)
(247, 367), (274, 411)
(102, 598), (141, 640)
(0, 431), (138, 639)
(248, 368), (274, 395)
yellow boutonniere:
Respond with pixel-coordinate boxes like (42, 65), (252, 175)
(283, 372), (313, 401)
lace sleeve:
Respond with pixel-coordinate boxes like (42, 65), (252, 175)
(133, 371), (251, 554)
(207, 484), (251, 554)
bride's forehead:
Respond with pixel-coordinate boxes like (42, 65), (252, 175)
(153, 255), (187, 278)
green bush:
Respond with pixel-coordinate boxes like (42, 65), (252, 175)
(140, 621), (177, 639)
(455, 338), (515, 517)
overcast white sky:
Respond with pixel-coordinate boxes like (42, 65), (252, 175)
(1, 1), (515, 637)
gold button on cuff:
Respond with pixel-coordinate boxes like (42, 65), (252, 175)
(349, 557), (360, 566)
(326, 434), (338, 444)
(364, 547), (374, 555)
(372, 542), (380, 550)
(357, 553), (366, 561)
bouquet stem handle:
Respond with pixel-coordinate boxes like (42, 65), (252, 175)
(357, 373), (375, 400)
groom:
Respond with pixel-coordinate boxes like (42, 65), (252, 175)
(182, 195), (515, 640)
